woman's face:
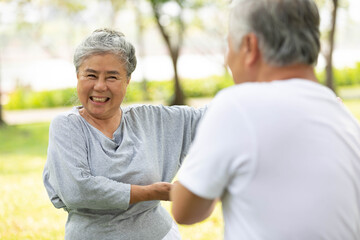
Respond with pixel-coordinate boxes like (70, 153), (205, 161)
(76, 53), (130, 120)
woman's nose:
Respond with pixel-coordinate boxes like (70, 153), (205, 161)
(94, 78), (107, 92)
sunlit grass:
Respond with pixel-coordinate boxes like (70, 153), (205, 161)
(0, 123), (67, 239)
(344, 99), (360, 120)
(162, 201), (224, 240)
(0, 122), (49, 156)
(0, 173), (67, 240)
(0, 122), (223, 240)
(0, 99), (359, 239)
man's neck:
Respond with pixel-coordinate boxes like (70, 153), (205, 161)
(256, 63), (318, 83)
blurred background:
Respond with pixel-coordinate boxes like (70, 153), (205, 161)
(0, 0), (359, 239)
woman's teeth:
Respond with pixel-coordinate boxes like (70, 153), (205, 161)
(91, 97), (108, 102)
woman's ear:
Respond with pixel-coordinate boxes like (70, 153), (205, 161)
(244, 33), (260, 67)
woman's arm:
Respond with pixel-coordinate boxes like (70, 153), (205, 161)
(130, 182), (173, 204)
(44, 115), (129, 210)
(158, 105), (207, 160)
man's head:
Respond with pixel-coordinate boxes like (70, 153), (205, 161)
(227, 0), (320, 83)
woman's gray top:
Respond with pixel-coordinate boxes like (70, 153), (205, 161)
(43, 104), (206, 240)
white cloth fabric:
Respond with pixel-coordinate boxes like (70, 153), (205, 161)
(178, 79), (360, 240)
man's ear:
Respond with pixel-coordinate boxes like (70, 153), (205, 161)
(244, 33), (260, 67)
(127, 77), (131, 84)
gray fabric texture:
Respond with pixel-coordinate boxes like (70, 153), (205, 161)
(43, 104), (206, 240)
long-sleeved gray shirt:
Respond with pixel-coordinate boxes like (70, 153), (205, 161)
(43, 104), (206, 240)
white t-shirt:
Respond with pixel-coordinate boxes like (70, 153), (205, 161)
(178, 79), (360, 240)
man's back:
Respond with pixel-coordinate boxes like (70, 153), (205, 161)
(179, 79), (360, 240)
(171, 1), (360, 238)
(223, 79), (360, 239)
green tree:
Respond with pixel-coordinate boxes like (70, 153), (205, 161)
(325, 0), (339, 92)
(148, 0), (220, 105)
(0, 51), (5, 126)
(102, 0), (126, 27)
(132, 0), (150, 100)
(12, 0), (86, 58)
(316, 0), (348, 93)
(0, 7), (9, 126)
(149, 0), (186, 105)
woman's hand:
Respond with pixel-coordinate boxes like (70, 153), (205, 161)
(147, 182), (173, 201)
(130, 182), (173, 204)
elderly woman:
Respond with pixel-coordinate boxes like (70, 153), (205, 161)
(43, 29), (205, 240)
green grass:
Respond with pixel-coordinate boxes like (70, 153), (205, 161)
(0, 122), (49, 157)
(0, 123), (67, 240)
(0, 174), (67, 240)
(343, 99), (360, 120)
(0, 99), (359, 239)
(0, 121), (223, 240)
(338, 85), (360, 100)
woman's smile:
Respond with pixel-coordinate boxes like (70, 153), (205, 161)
(76, 53), (130, 120)
(90, 96), (111, 104)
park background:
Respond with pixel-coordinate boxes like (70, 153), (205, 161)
(0, 0), (360, 239)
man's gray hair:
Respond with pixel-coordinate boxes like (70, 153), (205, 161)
(229, 0), (320, 66)
(74, 29), (137, 77)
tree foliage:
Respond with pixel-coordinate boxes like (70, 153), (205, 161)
(0, 0), (356, 114)
(149, 0), (186, 105)
(316, 0), (348, 93)
(148, 0), (223, 105)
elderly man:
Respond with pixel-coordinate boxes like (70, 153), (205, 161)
(171, 0), (360, 239)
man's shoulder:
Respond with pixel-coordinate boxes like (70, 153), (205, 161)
(214, 83), (264, 103)
(215, 80), (301, 102)
(219, 82), (270, 95)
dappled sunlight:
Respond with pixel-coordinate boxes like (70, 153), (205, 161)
(344, 100), (360, 121)
(162, 201), (224, 240)
(0, 174), (66, 240)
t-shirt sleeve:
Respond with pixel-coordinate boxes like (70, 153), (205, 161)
(178, 92), (257, 199)
(43, 114), (131, 210)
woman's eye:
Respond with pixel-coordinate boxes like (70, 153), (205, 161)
(87, 74), (96, 78)
(108, 76), (117, 80)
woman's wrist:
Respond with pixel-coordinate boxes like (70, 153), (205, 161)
(129, 182), (172, 204)
(130, 185), (149, 204)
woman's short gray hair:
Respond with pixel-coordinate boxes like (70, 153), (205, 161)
(229, 0), (320, 66)
(74, 29), (137, 77)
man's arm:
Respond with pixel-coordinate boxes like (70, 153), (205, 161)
(170, 181), (217, 225)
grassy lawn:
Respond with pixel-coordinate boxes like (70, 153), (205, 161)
(0, 123), (67, 240)
(0, 99), (359, 239)
(0, 122), (223, 240)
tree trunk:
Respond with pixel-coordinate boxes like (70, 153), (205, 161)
(150, 1), (185, 105)
(170, 54), (184, 105)
(0, 105), (5, 126)
(134, 0), (149, 101)
(0, 51), (5, 126)
(325, 0), (338, 93)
